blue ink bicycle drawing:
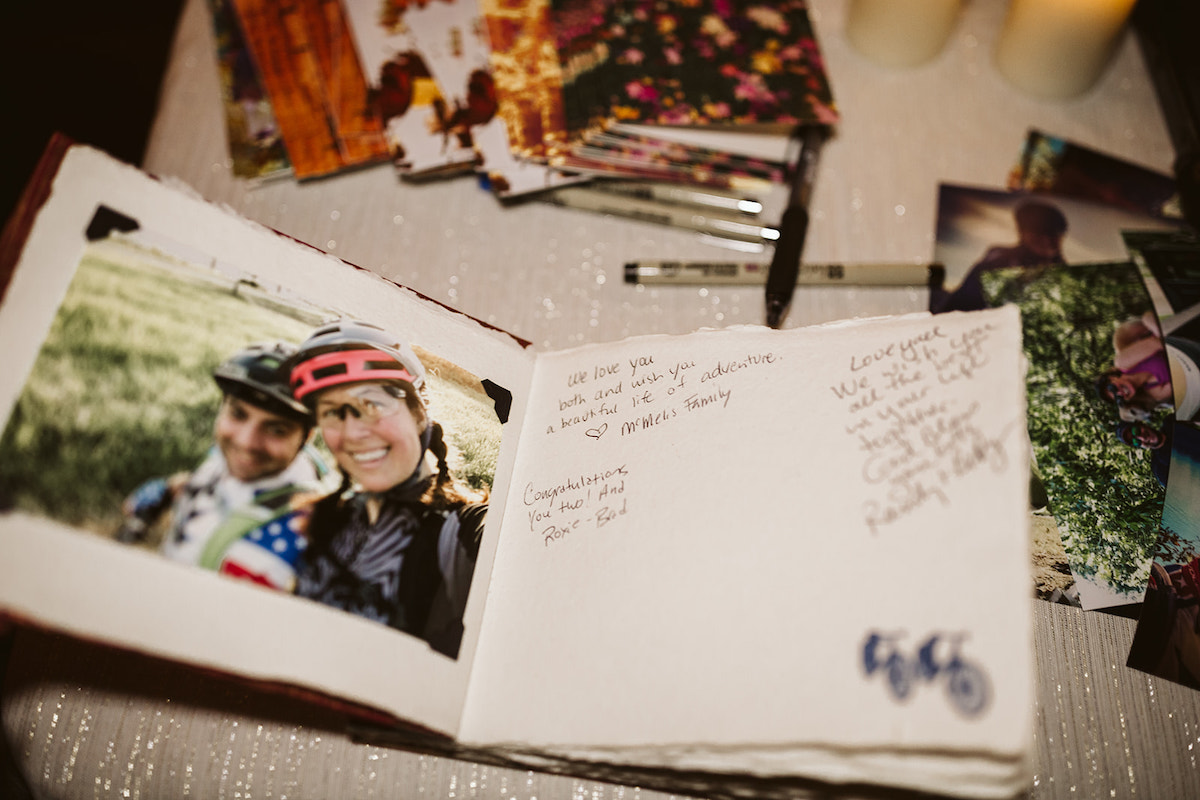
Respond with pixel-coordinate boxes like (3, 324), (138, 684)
(861, 630), (991, 717)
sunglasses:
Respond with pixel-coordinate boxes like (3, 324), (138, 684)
(316, 385), (408, 429)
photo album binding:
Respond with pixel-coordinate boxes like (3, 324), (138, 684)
(0, 142), (1033, 800)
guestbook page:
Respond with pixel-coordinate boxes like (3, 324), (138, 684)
(465, 307), (1032, 766)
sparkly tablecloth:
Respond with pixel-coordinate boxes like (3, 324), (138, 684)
(4, 0), (1200, 797)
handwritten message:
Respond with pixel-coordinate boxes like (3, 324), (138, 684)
(829, 321), (1014, 535)
(530, 348), (781, 546)
(546, 350), (781, 439)
(522, 465), (630, 547)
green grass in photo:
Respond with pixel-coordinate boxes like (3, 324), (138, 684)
(983, 263), (1166, 597)
(0, 238), (503, 535)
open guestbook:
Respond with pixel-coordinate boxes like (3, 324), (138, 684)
(0, 142), (1033, 799)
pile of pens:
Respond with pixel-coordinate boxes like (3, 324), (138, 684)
(585, 124), (824, 329)
(498, 1), (924, 328)
(540, 171), (780, 249)
(569, 125), (945, 328)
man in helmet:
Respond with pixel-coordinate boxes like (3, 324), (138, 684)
(119, 341), (332, 591)
(931, 199), (1069, 313)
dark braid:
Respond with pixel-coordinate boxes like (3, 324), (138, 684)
(421, 420), (487, 510)
(429, 421), (451, 481)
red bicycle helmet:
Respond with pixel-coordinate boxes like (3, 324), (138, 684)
(288, 320), (427, 407)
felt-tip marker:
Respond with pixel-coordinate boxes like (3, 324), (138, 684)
(589, 180), (765, 216)
(625, 261), (947, 288)
(541, 186), (780, 244)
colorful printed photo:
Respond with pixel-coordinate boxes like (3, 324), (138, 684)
(931, 184), (1180, 314)
(0, 209), (504, 659)
(550, 0), (837, 134)
(208, 0), (292, 180)
(1008, 129), (1181, 222)
(979, 261), (1170, 609)
(1124, 230), (1200, 421)
(932, 184), (1185, 608)
(345, 0), (494, 178)
(228, 0), (389, 179)
(1128, 418), (1200, 689)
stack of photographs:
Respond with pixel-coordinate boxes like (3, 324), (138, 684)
(538, 0), (839, 182)
(933, 178), (1180, 612)
(933, 128), (1200, 692)
(206, 0), (837, 240)
(225, 0), (391, 180)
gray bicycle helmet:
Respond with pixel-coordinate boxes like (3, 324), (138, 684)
(214, 341), (312, 425)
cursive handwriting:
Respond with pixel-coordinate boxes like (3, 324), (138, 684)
(829, 322), (1014, 535)
(523, 464), (631, 546)
(546, 350), (780, 439)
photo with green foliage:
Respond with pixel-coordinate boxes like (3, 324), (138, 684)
(982, 261), (1167, 601)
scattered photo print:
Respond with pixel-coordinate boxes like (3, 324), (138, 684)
(481, 0), (569, 160)
(931, 184), (1181, 314)
(980, 261), (1171, 609)
(208, 0), (291, 180)
(229, 0), (390, 179)
(344, 0), (491, 178)
(1125, 230), (1200, 421)
(549, 0), (837, 135)
(1125, 228), (1200, 319)
(1128, 418), (1200, 689)
(1008, 129), (1181, 222)
(0, 214), (503, 658)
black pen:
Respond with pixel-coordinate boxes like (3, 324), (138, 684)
(764, 125), (827, 328)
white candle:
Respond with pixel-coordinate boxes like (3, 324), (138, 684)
(994, 0), (1138, 99)
(846, 0), (963, 69)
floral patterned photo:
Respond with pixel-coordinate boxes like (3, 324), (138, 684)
(550, 0), (838, 134)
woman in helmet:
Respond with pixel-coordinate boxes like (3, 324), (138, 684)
(1095, 311), (1174, 421)
(287, 320), (485, 659)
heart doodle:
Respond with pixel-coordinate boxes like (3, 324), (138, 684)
(585, 423), (608, 440)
